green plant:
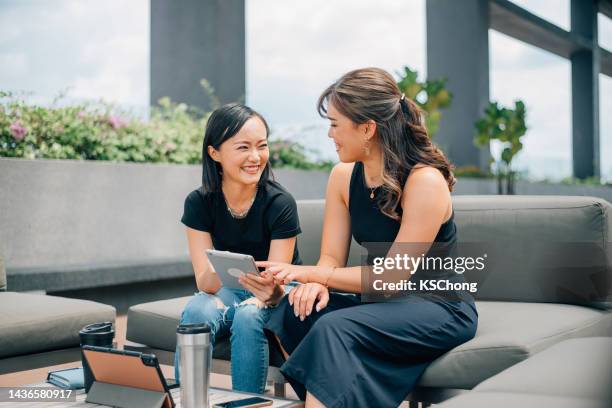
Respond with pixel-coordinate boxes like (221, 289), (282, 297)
(559, 176), (612, 187)
(474, 100), (527, 194)
(0, 90), (329, 170)
(453, 165), (491, 178)
(269, 139), (334, 171)
(396, 66), (452, 137)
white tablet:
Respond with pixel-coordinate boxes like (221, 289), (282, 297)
(206, 249), (260, 289)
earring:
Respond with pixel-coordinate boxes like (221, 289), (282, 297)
(364, 139), (371, 156)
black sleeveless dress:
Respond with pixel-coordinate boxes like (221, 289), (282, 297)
(266, 163), (478, 408)
(349, 162), (474, 302)
(350, 161), (456, 244)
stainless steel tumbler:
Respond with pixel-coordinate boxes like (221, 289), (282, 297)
(177, 323), (211, 408)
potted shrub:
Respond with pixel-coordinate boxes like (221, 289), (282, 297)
(474, 100), (527, 194)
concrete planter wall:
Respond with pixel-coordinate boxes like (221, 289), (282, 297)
(0, 158), (329, 272)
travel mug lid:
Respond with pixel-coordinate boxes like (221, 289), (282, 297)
(79, 322), (114, 347)
(80, 322), (113, 335)
(177, 323), (211, 334)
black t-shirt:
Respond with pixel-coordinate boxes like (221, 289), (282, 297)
(181, 180), (302, 265)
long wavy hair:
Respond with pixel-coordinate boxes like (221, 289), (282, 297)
(317, 67), (455, 220)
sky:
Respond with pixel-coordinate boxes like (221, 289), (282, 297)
(0, 0), (610, 180)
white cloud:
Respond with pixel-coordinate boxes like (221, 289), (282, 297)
(510, 0), (570, 30)
(246, 0), (426, 124)
(599, 14), (612, 51)
(0, 53), (27, 77)
(600, 74), (612, 180)
(0, 0), (149, 109)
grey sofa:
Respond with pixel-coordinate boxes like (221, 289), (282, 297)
(0, 257), (116, 374)
(436, 337), (612, 408)
(125, 196), (612, 404)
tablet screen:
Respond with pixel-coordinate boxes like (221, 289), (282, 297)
(206, 250), (259, 289)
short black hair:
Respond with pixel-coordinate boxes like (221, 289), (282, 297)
(201, 103), (273, 192)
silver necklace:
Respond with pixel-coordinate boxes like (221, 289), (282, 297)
(224, 186), (258, 219)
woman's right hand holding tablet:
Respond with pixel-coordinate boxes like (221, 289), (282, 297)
(288, 282), (330, 321)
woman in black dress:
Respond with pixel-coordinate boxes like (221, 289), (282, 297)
(257, 68), (478, 408)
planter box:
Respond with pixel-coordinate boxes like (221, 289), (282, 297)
(0, 158), (329, 291)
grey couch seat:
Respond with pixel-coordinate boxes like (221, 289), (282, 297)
(126, 297), (612, 389)
(436, 337), (612, 408)
(0, 292), (116, 359)
(418, 301), (612, 389)
(432, 392), (609, 408)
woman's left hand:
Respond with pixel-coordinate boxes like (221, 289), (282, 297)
(238, 271), (284, 306)
(255, 261), (311, 284)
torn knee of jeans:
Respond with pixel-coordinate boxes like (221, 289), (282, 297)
(214, 297), (227, 310)
(238, 297), (266, 308)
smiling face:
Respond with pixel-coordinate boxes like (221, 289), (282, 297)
(327, 102), (374, 163)
(208, 116), (269, 186)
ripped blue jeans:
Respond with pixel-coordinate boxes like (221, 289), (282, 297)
(174, 287), (271, 394)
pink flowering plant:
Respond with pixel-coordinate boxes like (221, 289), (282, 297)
(0, 91), (206, 163)
(0, 91), (331, 169)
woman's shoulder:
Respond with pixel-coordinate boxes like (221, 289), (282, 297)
(328, 162), (355, 204)
(328, 162), (355, 188)
(405, 165), (448, 190)
(330, 162), (356, 179)
(263, 180), (297, 204)
(185, 187), (214, 208)
(403, 165), (453, 219)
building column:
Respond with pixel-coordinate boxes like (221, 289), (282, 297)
(150, 0), (246, 112)
(571, 0), (600, 179)
(426, 0), (490, 170)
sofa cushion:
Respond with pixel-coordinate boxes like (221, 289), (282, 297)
(0, 292), (116, 358)
(126, 296), (189, 352)
(296, 200), (362, 267)
(453, 196), (612, 309)
(474, 337), (612, 401)
(455, 196), (611, 242)
(126, 296), (286, 367)
(417, 301), (612, 389)
(435, 392), (609, 408)
(436, 337), (612, 408)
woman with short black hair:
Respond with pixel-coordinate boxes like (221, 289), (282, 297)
(176, 103), (302, 394)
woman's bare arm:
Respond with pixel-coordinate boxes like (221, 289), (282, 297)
(310, 166), (452, 291)
(268, 236), (297, 263)
(317, 163), (353, 268)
